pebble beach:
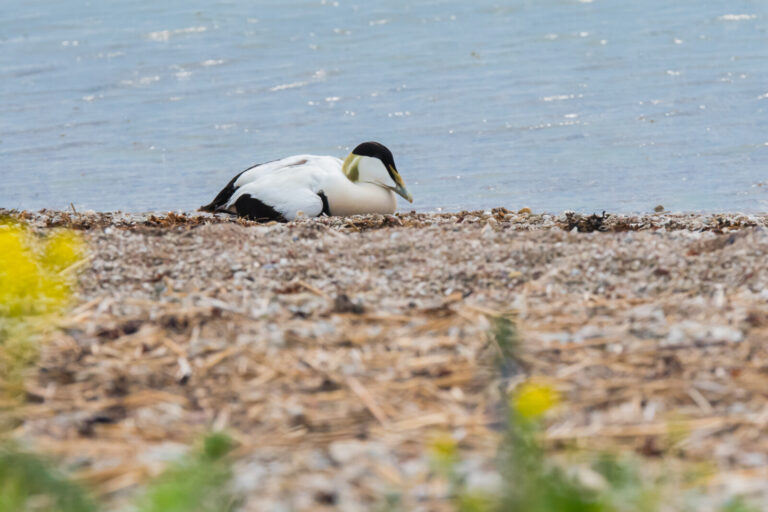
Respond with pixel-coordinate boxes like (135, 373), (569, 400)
(5, 208), (768, 510)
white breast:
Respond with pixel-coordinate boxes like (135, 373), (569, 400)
(323, 178), (397, 216)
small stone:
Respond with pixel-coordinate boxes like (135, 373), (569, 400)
(328, 440), (366, 464)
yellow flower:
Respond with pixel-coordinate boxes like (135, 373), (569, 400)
(42, 230), (85, 271)
(0, 222), (84, 319)
(513, 382), (560, 420)
(428, 431), (459, 471)
(1, 221), (84, 407)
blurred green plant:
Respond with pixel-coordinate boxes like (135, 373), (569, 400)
(488, 313), (518, 377)
(0, 444), (98, 512)
(0, 220), (238, 512)
(423, 315), (765, 512)
(136, 432), (237, 512)
(719, 496), (761, 512)
(0, 433), (236, 512)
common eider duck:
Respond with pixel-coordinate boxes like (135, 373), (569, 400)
(200, 141), (413, 221)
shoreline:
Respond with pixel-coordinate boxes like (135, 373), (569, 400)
(5, 209), (768, 509)
(3, 208), (768, 233)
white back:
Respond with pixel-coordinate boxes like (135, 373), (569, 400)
(225, 155), (342, 220)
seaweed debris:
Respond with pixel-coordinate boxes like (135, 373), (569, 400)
(3, 208), (767, 234)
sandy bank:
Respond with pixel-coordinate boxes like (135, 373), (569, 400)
(5, 209), (768, 509)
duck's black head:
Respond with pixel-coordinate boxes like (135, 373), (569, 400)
(343, 141), (412, 203)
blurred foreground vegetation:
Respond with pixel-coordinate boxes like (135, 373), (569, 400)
(420, 316), (760, 512)
(0, 220), (237, 512)
(0, 221), (84, 407)
(0, 433), (237, 512)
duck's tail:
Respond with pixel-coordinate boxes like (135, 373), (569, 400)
(198, 201), (218, 213)
(200, 169), (249, 213)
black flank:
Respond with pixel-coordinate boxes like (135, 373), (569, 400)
(318, 191), (331, 216)
(234, 194), (286, 222)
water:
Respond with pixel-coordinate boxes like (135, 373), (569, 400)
(1, 1), (767, 214)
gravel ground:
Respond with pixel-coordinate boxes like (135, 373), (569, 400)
(6, 209), (768, 510)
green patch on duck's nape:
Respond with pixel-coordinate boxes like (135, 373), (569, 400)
(342, 153), (360, 182)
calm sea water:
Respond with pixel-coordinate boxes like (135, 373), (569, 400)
(1, 1), (767, 214)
